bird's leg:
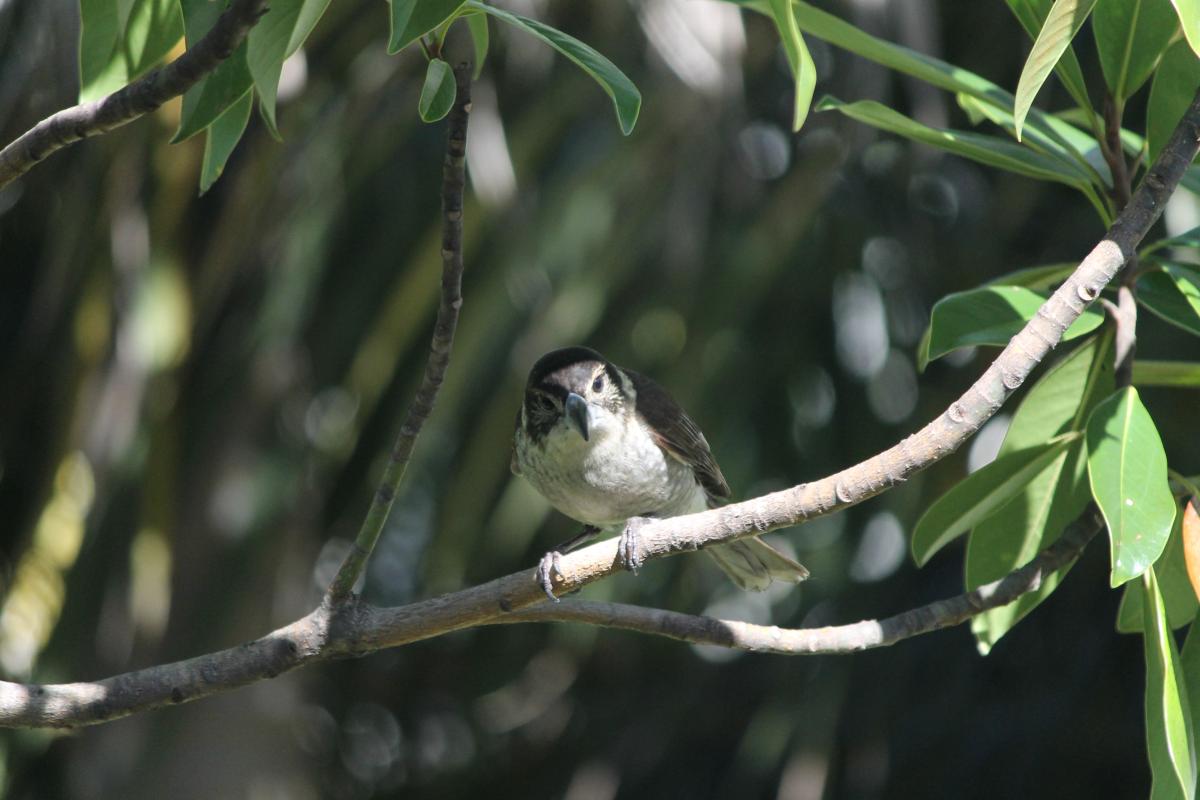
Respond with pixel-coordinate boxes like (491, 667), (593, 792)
(536, 525), (601, 602)
(617, 516), (652, 575)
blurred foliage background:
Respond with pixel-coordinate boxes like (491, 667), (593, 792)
(1, 0), (1199, 797)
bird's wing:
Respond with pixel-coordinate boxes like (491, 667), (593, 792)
(626, 369), (730, 501)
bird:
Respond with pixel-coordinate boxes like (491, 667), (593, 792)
(512, 346), (809, 601)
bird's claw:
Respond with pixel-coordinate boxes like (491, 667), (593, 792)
(618, 517), (648, 574)
(535, 550), (564, 602)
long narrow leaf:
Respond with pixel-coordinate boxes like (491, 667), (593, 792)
(911, 436), (1075, 566)
(1142, 569), (1198, 800)
(767, 0), (817, 131)
(817, 97), (1095, 193)
(468, 1), (640, 135)
(1013, 0), (1097, 141)
(1005, 0), (1094, 115)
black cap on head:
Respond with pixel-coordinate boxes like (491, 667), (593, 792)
(526, 346), (607, 387)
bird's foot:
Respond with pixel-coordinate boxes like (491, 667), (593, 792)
(535, 551), (565, 602)
(617, 516), (650, 574)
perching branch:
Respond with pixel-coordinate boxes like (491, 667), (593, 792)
(1, 88), (1197, 732)
(503, 509), (1102, 654)
(0, 0), (270, 191)
(0, 508), (1101, 728)
(326, 63), (473, 601)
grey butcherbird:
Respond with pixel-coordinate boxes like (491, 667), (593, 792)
(512, 346), (809, 601)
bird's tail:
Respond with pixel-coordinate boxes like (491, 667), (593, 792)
(706, 536), (810, 592)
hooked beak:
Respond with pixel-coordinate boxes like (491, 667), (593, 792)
(564, 392), (590, 441)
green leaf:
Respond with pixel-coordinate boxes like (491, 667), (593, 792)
(1138, 263), (1200, 338)
(763, 1), (1101, 176)
(816, 97), (1094, 192)
(987, 262), (1077, 290)
(122, 0), (183, 77)
(199, 89), (252, 194)
(767, 0), (817, 131)
(1143, 225), (1200, 256)
(247, 0), (333, 137)
(466, 11), (488, 78)
(79, 0), (123, 102)
(1141, 569), (1197, 800)
(79, 0), (183, 102)
(388, 0), (467, 54)
(1005, 0), (1094, 115)
(911, 436), (1076, 566)
(468, 1), (640, 135)
(918, 284), (1105, 368)
(1087, 387), (1178, 587)
(174, 0), (254, 144)
(1135, 361), (1200, 387)
(1093, 0), (1180, 103)
(1147, 41), (1200, 163)
(954, 93), (1102, 188)
(1182, 611), (1200, 769)
(1117, 514), (1198, 632)
(1174, 0), (1200, 58)
(1013, 0), (1097, 141)
(968, 332), (1113, 651)
(418, 57), (456, 122)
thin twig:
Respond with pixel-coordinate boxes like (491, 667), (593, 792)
(0, 0), (270, 190)
(0, 87), (1196, 733)
(502, 509), (1102, 654)
(326, 63), (473, 601)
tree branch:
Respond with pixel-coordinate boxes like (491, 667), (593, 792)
(326, 63), (473, 601)
(2, 88), (1197, 732)
(0, 509), (1101, 728)
(500, 509), (1103, 654)
(0, 0), (270, 190)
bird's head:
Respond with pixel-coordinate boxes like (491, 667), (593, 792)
(521, 346), (632, 443)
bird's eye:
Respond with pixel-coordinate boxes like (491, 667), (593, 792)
(592, 375), (604, 393)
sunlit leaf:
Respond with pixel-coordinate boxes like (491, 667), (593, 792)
(1174, 0), (1200, 58)
(768, 0), (817, 131)
(1141, 569), (1198, 800)
(969, 332), (1113, 651)
(1118, 513), (1198, 632)
(1138, 263), (1200, 338)
(1087, 387), (1178, 587)
(816, 97), (1095, 192)
(1093, 0), (1180, 103)
(918, 284), (1105, 368)
(418, 57), (456, 123)
(1147, 41), (1200, 163)
(466, 11), (488, 78)
(199, 89), (252, 194)
(247, 0), (333, 137)
(388, 0), (467, 54)
(1005, 0), (1094, 115)
(174, 0), (254, 144)
(468, 1), (640, 135)
(911, 436), (1076, 566)
(1013, 0), (1096, 141)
